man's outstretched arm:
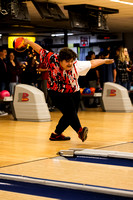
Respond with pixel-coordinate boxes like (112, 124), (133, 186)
(90, 59), (114, 69)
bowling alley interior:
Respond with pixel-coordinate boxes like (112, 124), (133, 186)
(1, 0), (133, 199)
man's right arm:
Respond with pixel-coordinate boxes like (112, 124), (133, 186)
(24, 38), (42, 54)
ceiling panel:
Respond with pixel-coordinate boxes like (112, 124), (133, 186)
(0, 0), (133, 34)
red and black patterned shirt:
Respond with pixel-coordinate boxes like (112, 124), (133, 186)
(39, 49), (91, 93)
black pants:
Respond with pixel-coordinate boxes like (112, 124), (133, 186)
(48, 90), (81, 135)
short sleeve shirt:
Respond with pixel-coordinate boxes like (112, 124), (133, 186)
(39, 49), (91, 93)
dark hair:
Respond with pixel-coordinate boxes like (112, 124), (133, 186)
(102, 50), (110, 57)
(0, 46), (7, 52)
(58, 47), (77, 61)
(86, 51), (95, 60)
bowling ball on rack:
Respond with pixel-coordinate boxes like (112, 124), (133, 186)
(0, 90), (10, 99)
(83, 88), (91, 94)
(90, 87), (95, 94)
(80, 88), (84, 94)
(13, 37), (27, 52)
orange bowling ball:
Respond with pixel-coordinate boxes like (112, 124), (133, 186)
(80, 88), (84, 94)
(13, 37), (27, 52)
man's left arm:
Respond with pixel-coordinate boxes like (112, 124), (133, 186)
(90, 59), (114, 69)
(76, 59), (114, 76)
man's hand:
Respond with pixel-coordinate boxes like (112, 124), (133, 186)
(23, 38), (29, 46)
(104, 59), (114, 64)
(22, 38), (42, 54)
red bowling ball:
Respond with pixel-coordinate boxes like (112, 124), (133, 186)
(0, 90), (10, 99)
(90, 87), (96, 94)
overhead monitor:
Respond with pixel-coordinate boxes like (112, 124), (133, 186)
(32, 0), (66, 20)
(0, 1), (30, 22)
(64, 4), (119, 14)
(67, 10), (109, 31)
(64, 4), (119, 31)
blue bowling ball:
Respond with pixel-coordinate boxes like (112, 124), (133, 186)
(83, 88), (91, 94)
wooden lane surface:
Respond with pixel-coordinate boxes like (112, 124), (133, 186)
(1, 108), (133, 167)
(100, 142), (133, 153)
(0, 158), (133, 191)
(0, 191), (59, 200)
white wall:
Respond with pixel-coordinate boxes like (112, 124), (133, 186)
(1, 32), (133, 53)
(52, 33), (123, 46)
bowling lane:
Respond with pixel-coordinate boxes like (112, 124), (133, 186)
(0, 190), (59, 200)
(58, 147), (133, 167)
(0, 158), (133, 192)
(100, 142), (133, 153)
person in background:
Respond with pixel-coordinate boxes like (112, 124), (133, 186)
(7, 51), (22, 95)
(24, 56), (38, 87)
(38, 62), (48, 101)
(95, 51), (103, 59)
(26, 46), (37, 62)
(0, 46), (9, 116)
(113, 47), (120, 65)
(85, 51), (98, 88)
(38, 62), (54, 111)
(97, 50), (117, 89)
(21, 47), (39, 84)
(23, 38), (114, 142)
(116, 47), (131, 90)
(85, 51), (99, 107)
(125, 48), (132, 91)
(22, 46), (39, 86)
(0, 46), (8, 91)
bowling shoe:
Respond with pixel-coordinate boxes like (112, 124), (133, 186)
(49, 133), (71, 141)
(78, 127), (88, 142)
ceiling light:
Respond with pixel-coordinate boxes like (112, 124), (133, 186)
(51, 33), (74, 37)
(110, 0), (133, 5)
